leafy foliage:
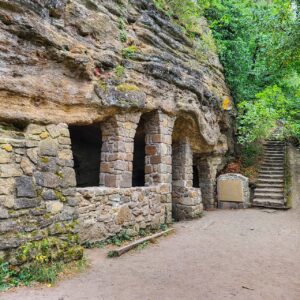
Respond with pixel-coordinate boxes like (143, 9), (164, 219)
(153, 0), (300, 144)
(202, 0), (300, 143)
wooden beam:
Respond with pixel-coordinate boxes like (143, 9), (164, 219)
(108, 228), (175, 257)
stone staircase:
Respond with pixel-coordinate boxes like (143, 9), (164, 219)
(253, 141), (286, 208)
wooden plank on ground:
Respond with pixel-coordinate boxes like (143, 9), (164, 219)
(108, 228), (175, 257)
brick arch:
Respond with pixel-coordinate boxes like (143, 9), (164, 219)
(171, 115), (207, 220)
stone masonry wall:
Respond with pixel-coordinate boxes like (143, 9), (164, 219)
(172, 140), (203, 220)
(196, 156), (223, 209)
(0, 111), (225, 258)
(76, 185), (168, 243)
(100, 113), (141, 188)
(0, 123), (82, 265)
(77, 111), (177, 242)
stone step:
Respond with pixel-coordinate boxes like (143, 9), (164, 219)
(252, 198), (285, 208)
(264, 146), (285, 149)
(260, 166), (284, 170)
(258, 173), (284, 179)
(256, 183), (284, 189)
(265, 141), (285, 144)
(259, 170), (284, 175)
(264, 150), (285, 152)
(263, 164), (284, 167)
(261, 163), (284, 167)
(264, 158), (284, 161)
(254, 192), (284, 199)
(257, 178), (284, 184)
(254, 140), (286, 209)
(255, 187), (284, 193)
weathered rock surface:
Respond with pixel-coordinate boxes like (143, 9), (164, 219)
(0, 0), (235, 264)
(0, 0), (234, 152)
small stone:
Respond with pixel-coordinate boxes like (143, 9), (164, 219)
(0, 149), (12, 164)
(16, 176), (37, 198)
(60, 167), (76, 187)
(58, 149), (73, 161)
(0, 164), (23, 177)
(1, 195), (14, 208)
(0, 178), (14, 195)
(46, 201), (64, 214)
(26, 140), (39, 148)
(46, 125), (61, 138)
(1, 144), (13, 152)
(27, 148), (38, 164)
(39, 138), (58, 156)
(58, 137), (71, 145)
(0, 220), (18, 233)
(59, 128), (70, 137)
(26, 124), (45, 135)
(39, 157), (58, 173)
(42, 189), (57, 200)
(0, 207), (9, 219)
(67, 197), (78, 207)
(14, 198), (40, 209)
(59, 206), (75, 221)
(40, 131), (49, 139)
(20, 157), (34, 175)
(34, 172), (60, 188)
(115, 205), (133, 225)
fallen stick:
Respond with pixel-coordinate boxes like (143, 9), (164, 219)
(242, 286), (254, 291)
(108, 228), (175, 257)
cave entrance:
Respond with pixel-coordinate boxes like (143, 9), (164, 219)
(132, 115), (146, 187)
(193, 163), (200, 188)
(69, 124), (102, 187)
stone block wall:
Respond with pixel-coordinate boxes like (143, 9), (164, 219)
(172, 140), (203, 219)
(0, 110), (225, 258)
(217, 173), (250, 209)
(0, 123), (83, 265)
(76, 185), (169, 243)
(100, 113), (141, 188)
(196, 156), (223, 209)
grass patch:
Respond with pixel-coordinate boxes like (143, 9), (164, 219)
(136, 241), (149, 251)
(116, 83), (140, 92)
(0, 258), (87, 291)
(114, 65), (125, 78)
(122, 45), (138, 59)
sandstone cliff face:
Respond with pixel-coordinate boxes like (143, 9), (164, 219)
(0, 0), (233, 153)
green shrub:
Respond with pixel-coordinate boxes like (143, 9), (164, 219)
(115, 65), (125, 78)
(240, 143), (263, 168)
(0, 258), (87, 291)
(116, 83), (140, 92)
(122, 45), (138, 59)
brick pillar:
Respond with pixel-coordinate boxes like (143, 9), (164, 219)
(100, 112), (141, 188)
(172, 139), (193, 188)
(143, 111), (174, 224)
(144, 110), (174, 187)
(197, 156), (222, 209)
(172, 139), (202, 220)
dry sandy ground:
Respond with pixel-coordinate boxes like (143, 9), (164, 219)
(2, 146), (300, 300)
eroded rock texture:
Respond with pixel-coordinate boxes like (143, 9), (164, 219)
(0, 0), (235, 259)
(0, 0), (233, 151)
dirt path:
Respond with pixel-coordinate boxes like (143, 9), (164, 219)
(2, 147), (300, 300)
